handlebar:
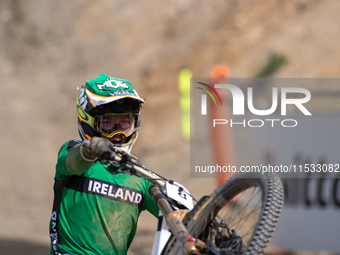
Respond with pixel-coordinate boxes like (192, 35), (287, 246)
(108, 147), (167, 187)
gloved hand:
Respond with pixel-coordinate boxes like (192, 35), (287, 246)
(82, 137), (116, 164)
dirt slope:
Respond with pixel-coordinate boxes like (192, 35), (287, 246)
(0, 0), (339, 254)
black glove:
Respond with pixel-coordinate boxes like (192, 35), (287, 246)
(82, 137), (116, 163)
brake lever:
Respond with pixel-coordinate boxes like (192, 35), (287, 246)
(109, 147), (141, 167)
(108, 148), (167, 184)
(107, 148), (143, 177)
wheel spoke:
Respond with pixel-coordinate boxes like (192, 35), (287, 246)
(216, 187), (262, 244)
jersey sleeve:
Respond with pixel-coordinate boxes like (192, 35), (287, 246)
(56, 140), (94, 180)
(142, 178), (159, 217)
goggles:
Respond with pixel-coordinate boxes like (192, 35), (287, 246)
(95, 113), (135, 138)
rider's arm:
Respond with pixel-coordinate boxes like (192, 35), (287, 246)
(56, 140), (95, 179)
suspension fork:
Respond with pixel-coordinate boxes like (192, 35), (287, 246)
(149, 185), (204, 255)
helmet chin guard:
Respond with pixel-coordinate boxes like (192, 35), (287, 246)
(111, 132), (139, 153)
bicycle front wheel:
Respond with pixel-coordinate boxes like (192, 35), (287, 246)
(163, 171), (284, 255)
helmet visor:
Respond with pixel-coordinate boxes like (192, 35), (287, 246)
(96, 113), (135, 138)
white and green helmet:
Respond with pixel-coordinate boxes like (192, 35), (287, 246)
(77, 74), (144, 152)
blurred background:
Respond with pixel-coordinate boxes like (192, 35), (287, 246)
(1, 0), (340, 254)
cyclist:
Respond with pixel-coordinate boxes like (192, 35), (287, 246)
(49, 74), (159, 255)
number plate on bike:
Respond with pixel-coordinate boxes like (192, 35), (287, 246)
(165, 182), (194, 210)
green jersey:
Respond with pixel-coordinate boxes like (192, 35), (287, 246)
(49, 140), (159, 255)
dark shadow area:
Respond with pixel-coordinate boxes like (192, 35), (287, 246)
(0, 239), (49, 255)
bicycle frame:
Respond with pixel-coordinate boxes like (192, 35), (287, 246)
(109, 149), (204, 255)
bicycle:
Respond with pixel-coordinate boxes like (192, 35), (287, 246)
(107, 147), (284, 255)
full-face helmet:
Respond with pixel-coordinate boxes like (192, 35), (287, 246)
(77, 74), (144, 153)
